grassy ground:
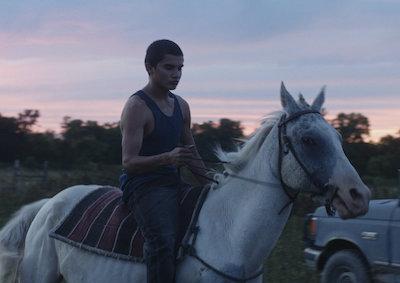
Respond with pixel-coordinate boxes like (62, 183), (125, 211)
(265, 216), (319, 283)
(0, 164), (121, 226)
(0, 166), (397, 282)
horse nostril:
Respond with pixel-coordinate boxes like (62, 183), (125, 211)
(349, 188), (359, 200)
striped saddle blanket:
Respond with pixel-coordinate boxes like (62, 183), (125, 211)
(49, 185), (204, 262)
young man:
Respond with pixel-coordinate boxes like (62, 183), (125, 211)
(119, 39), (208, 283)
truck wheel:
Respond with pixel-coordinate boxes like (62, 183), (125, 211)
(321, 250), (370, 283)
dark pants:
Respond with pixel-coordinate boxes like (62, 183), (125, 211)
(127, 184), (179, 283)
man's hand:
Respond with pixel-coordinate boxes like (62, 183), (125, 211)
(167, 146), (194, 167)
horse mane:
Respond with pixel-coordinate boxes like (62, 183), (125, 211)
(211, 111), (283, 188)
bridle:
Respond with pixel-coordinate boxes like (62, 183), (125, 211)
(182, 109), (338, 282)
(277, 109), (337, 216)
(187, 109), (338, 216)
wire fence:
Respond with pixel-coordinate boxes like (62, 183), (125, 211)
(11, 160), (48, 191)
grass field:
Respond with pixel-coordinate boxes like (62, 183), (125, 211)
(265, 216), (319, 283)
(0, 165), (397, 282)
(0, 163), (121, 226)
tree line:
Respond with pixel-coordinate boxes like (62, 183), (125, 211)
(0, 109), (399, 178)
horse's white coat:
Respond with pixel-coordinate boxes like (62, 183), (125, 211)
(0, 84), (370, 282)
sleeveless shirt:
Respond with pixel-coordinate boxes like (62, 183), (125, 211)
(120, 90), (184, 201)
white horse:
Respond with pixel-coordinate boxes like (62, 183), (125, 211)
(0, 83), (370, 283)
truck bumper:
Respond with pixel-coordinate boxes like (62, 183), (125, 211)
(304, 247), (322, 270)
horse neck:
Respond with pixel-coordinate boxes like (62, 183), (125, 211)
(197, 125), (292, 271)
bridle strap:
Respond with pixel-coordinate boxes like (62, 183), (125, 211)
(277, 115), (296, 201)
(285, 134), (324, 189)
(277, 110), (336, 215)
(278, 109), (321, 126)
(278, 111), (325, 193)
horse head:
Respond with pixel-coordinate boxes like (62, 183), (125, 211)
(278, 82), (370, 219)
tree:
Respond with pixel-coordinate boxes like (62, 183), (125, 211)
(0, 110), (41, 162)
(192, 118), (244, 162)
(343, 142), (377, 176)
(61, 117), (121, 165)
(366, 133), (400, 177)
(330, 113), (370, 143)
(25, 131), (64, 166)
(17, 109), (40, 133)
(0, 114), (22, 162)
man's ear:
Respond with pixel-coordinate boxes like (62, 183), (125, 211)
(145, 63), (155, 76)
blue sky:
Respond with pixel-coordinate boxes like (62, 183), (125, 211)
(0, 0), (399, 140)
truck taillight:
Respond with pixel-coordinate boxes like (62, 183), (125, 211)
(308, 217), (317, 237)
(304, 215), (318, 245)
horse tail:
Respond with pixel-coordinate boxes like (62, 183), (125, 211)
(0, 198), (49, 283)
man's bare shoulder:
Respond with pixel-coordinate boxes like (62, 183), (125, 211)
(121, 94), (150, 129)
(125, 94), (147, 109)
(123, 95), (150, 115)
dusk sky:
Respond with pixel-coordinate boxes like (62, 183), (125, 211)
(1, 0), (399, 141)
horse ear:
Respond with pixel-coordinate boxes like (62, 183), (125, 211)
(280, 82), (299, 114)
(298, 93), (309, 108)
(311, 86), (326, 111)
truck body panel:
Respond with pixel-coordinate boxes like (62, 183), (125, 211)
(304, 198), (400, 278)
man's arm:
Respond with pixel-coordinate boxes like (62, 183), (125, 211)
(178, 97), (210, 186)
(121, 96), (192, 175)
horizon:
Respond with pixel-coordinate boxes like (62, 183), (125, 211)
(1, 1), (399, 142)
(7, 104), (397, 144)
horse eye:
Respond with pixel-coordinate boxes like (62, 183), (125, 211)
(301, 137), (317, 146)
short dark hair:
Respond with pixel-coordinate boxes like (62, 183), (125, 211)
(145, 39), (183, 68)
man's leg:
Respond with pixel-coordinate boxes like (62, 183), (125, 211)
(128, 185), (179, 283)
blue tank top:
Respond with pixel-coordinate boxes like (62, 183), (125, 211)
(119, 90), (184, 197)
(137, 90), (184, 158)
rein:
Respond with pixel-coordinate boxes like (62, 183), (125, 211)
(186, 161), (282, 188)
(182, 110), (337, 282)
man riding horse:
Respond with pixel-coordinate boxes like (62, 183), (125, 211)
(119, 39), (208, 283)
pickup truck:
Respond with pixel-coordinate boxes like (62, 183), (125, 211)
(304, 199), (400, 283)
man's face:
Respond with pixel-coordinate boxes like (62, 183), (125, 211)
(148, 54), (184, 90)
